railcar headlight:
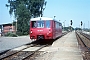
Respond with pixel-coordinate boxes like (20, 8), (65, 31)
(30, 31), (32, 34)
(49, 29), (51, 33)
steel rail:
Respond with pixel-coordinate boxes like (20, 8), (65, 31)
(0, 41), (38, 60)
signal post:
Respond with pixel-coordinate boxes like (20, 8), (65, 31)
(70, 20), (73, 31)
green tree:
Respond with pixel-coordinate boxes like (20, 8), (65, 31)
(6, 0), (47, 35)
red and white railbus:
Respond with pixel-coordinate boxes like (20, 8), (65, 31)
(30, 17), (62, 40)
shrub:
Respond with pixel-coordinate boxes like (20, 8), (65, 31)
(5, 32), (18, 37)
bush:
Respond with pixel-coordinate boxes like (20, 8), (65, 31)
(16, 32), (23, 36)
(5, 32), (18, 37)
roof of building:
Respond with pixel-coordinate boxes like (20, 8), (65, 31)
(2, 23), (12, 27)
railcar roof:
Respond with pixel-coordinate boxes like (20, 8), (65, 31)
(30, 17), (61, 24)
(30, 17), (54, 21)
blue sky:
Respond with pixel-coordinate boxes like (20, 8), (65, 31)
(0, 0), (90, 28)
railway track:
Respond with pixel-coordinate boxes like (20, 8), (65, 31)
(0, 40), (38, 59)
(0, 32), (68, 60)
(0, 41), (48, 60)
(75, 31), (90, 60)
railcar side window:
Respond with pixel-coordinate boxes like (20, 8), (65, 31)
(46, 20), (50, 28)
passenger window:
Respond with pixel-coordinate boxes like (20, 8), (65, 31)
(46, 20), (50, 28)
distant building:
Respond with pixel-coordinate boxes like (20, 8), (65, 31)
(0, 23), (16, 36)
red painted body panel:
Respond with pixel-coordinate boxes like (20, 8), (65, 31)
(30, 28), (53, 40)
(52, 20), (62, 39)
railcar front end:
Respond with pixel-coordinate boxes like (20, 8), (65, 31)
(30, 19), (53, 40)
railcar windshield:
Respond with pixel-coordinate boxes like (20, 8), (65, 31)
(31, 21), (45, 28)
(37, 21), (44, 28)
(31, 20), (50, 28)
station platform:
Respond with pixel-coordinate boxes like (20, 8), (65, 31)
(51, 31), (83, 60)
(39, 31), (83, 60)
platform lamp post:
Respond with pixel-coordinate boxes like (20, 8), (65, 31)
(63, 20), (66, 31)
(88, 21), (90, 34)
(16, 19), (17, 32)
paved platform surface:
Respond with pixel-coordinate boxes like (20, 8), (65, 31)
(39, 31), (83, 60)
(51, 31), (83, 60)
(0, 36), (32, 51)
